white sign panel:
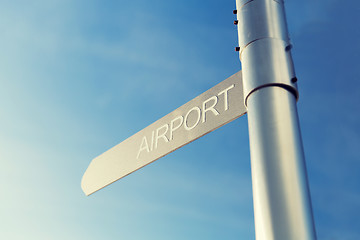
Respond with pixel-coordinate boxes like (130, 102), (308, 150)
(82, 71), (246, 195)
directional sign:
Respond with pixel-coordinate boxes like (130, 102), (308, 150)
(81, 71), (246, 195)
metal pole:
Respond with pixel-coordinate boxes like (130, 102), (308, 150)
(235, 0), (316, 239)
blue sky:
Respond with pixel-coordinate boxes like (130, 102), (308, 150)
(0, 0), (359, 239)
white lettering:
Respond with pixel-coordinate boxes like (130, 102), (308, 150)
(137, 84), (237, 158)
(150, 130), (155, 151)
(218, 84), (235, 111)
(137, 136), (150, 159)
(184, 107), (201, 130)
(202, 96), (219, 123)
(155, 124), (169, 149)
(169, 116), (183, 140)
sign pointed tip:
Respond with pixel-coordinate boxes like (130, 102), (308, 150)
(81, 184), (88, 196)
(81, 183), (94, 196)
(81, 172), (92, 196)
(81, 168), (107, 196)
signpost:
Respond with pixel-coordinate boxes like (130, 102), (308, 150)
(82, 0), (317, 239)
(82, 72), (246, 196)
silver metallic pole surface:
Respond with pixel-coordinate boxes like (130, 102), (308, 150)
(235, 0), (316, 239)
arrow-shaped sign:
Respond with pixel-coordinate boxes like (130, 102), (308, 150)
(81, 71), (246, 195)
